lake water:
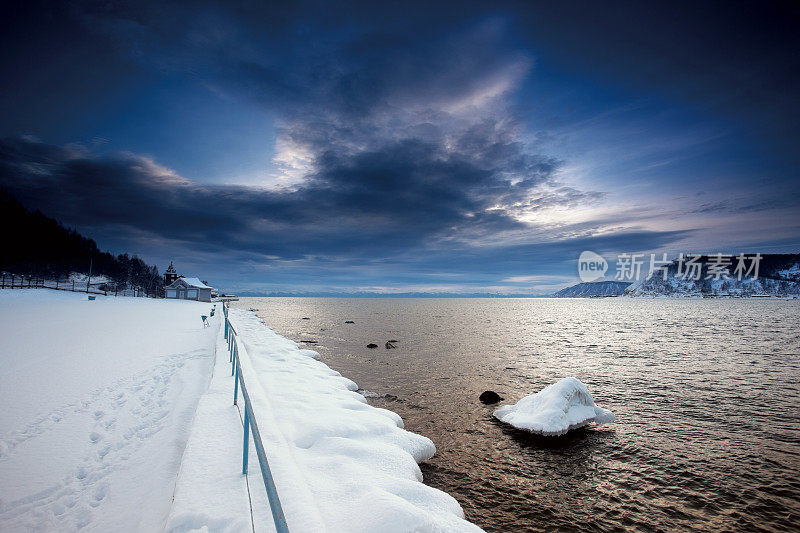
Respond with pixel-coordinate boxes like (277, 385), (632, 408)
(234, 297), (800, 532)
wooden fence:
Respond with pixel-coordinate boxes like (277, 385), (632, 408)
(0, 274), (152, 297)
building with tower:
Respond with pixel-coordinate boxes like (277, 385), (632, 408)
(164, 261), (178, 285)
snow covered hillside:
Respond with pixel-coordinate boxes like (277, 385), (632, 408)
(552, 281), (631, 297)
(625, 254), (800, 297)
(169, 308), (483, 532)
(0, 290), (218, 531)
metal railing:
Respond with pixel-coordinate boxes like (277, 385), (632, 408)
(223, 303), (290, 533)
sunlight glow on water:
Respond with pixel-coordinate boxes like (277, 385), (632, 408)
(235, 297), (800, 532)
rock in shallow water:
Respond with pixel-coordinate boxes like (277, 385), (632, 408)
(479, 391), (503, 404)
(366, 343), (379, 349)
(493, 377), (615, 436)
(385, 341), (397, 349)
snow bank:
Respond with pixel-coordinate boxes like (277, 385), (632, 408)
(166, 323), (255, 533)
(0, 289), (218, 531)
(493, 377), (615, 436)
(224, 308), (482, 532)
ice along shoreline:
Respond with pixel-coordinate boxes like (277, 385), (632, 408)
(172, 305), (482, 531)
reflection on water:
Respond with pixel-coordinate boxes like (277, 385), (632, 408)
(234, 297), (800, 532)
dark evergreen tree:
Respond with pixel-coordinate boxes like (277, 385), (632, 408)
(0, 191), (165, 296)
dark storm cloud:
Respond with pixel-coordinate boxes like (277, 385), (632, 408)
(2, 2), (610, 267)
(2, 0), (796, 291)
(76, 0), (800, 158)
(0, 1), (143, 138)
(1, 134), (694, 296)
(0, 134), (584, 260)
(83, 0), (537, 171)
(509, 1), (800, 162)
(1, 133), (692, 292)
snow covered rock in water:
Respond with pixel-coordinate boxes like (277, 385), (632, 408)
(493, 377), (615, 436)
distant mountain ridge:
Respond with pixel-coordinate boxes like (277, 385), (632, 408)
(624, 254), (800, 297)
(553, 254), (800, 298)
(552, 281), (631, 298)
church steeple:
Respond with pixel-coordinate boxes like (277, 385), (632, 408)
(164, 261), (178, 285)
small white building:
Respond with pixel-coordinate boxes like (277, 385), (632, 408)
(164, 277), (214, 302)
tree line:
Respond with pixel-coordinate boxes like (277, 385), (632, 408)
(0, 190), (164, 297)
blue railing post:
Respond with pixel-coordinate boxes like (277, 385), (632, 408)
(242, 403), (250, 475)
(233, 364), (239, 405)
(228, 311), (290, 533)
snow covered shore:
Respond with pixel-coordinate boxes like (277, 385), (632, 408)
(170, 307), (482, 532)
(0, 289), (218, 531)
(0, 291), (480, 532)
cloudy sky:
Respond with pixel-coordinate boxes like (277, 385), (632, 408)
(1, 1), (798, 295)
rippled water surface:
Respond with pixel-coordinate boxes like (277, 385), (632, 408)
(234, 298), (800, 532)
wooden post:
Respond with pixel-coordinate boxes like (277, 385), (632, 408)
(72, 280), (75, 291)
(87, 257), (92, 293)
